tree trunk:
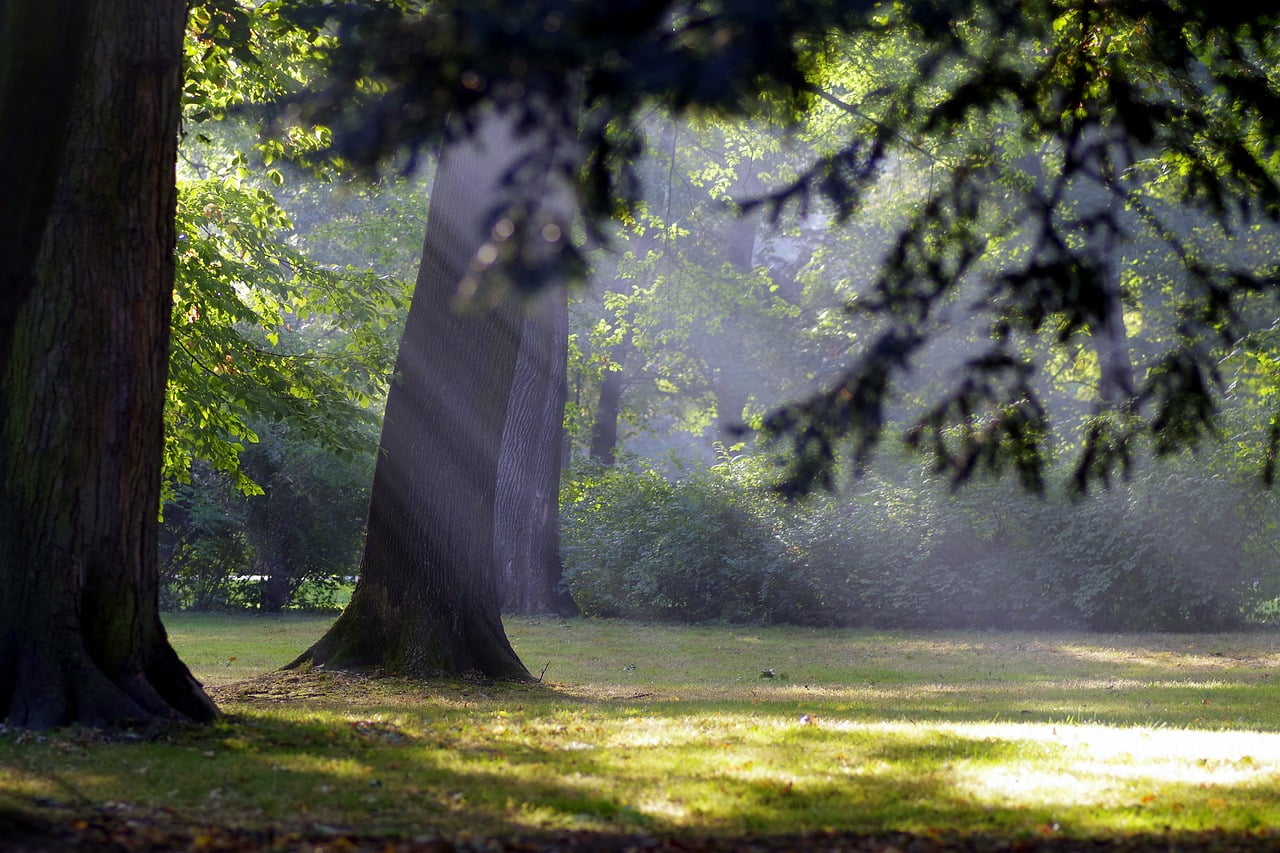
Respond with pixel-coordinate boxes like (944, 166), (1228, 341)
(589, 339), (634, 466)
(290, 104), (578, 678)
(1086, 219), (1135, 408)
(243, 461), (293, 613)
(253, 515), (293, 613)
(0, 0), (93, 381)
(495, 288), (578, 615)
(714, 382), (751, 441)
(0, 0), (216, 729)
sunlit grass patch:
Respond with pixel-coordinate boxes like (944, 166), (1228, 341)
(161, 612), (333, 685)
(4, 615), (1280, 842)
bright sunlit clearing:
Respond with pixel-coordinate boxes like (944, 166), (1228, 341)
(902, 721), (1280, 805)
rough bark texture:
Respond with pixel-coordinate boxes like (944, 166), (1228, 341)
(0, 0), (216, 729)
(290, 108), (566, 678)
(0, 0), (93, 386)
(495, 288), (578, 615)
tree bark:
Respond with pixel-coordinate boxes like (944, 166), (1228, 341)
(242, 456), (295, 613)
(712, 171), (764, 441)
(495, 288), (578, 615)
(291, 104), (577, 678)
(0, 0), (93, 380)
(1089, 245), (1135, 407)
(713, 382), (751, 441)
(589, 360), (626, 465)
(0, 0), (216, 729)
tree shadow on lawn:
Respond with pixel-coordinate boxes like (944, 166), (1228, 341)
(6, 670), (1280, 850)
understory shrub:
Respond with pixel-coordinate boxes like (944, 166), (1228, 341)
(562, 455), (821, 623)
(159, 425), (371, 612)
(561, 450), (1279, 630)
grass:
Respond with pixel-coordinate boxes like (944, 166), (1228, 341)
(5, 614), (1280, 845)
(162, 611), (335, 686)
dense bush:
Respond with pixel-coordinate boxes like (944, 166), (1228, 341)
(159, 424), (372, 612)
(561, 450), (1280, 631)
(159, 476), (256, 611)
(562, 454), (822, 623)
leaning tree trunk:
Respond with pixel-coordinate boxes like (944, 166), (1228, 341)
(290, 102), (576, 678)
(0, 0), (216, 729)
(495, 287), (578, 615)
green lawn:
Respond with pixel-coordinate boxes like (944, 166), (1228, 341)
(4, 613), (1280, 846)
(161, 611), (337, 686)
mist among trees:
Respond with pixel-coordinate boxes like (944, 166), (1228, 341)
(10, 3), (1280, 850)
(154, 3), (1280, 640)
(4, 0), (1280, 716)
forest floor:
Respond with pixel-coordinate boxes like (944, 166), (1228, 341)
(5, 615), (1280, 850)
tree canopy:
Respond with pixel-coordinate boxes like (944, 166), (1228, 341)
(269, 0), (1280, 494)
(756, 2), (1280, 495)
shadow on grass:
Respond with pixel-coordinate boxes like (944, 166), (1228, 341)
(4, 668), (1280, 845)
(185, 709), (1280, 839)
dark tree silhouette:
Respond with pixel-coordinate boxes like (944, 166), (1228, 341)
(0, 0), (216, 728)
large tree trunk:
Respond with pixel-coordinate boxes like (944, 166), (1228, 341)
(0, 0), (93, 379)
(495, 288), (578, 615)
(291, 103), (576, 678)
(0, 0), (216, 729)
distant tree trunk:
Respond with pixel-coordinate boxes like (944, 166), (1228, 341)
(0, 0), (216, 729)
(712, 169), (763, 441)
(290, 104), (577, 678)
(589, 348), (628, 465)
(242, 456), (294, 613)
(253, 514), (293, 614)
(495, 288), (578, 615)
(589, 303), (644, 466)
(1090, 245), (1135, 407)
(725, 168), (762, 273)
(714, 383), (751, 441)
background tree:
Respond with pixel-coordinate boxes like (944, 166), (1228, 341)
(156, 0), (410, 615)
(290, 98), (579, 677)
(159, 425), (374, 613)
(496, 286), (579, 615)
(241, 425), (373, 612)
